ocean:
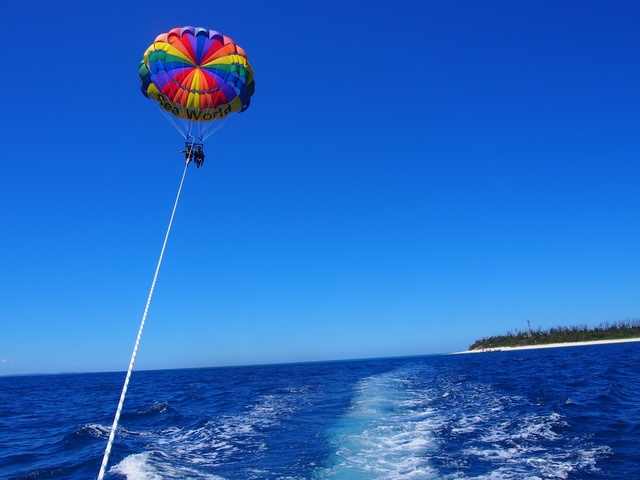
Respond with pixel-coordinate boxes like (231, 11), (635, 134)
(1, 342), (639, 479)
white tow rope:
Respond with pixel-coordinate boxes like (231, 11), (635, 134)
(97, 162), (189, 480)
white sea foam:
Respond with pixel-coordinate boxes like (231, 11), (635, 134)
(111, 451), (225, 480)
(319, 362), (615, 480)
(319, 369), (440, 479)
(83, 423), (111, 438)
(450, 390), (610, 479)
(110, 452), (161, 480)
(110, 387), (307, 479)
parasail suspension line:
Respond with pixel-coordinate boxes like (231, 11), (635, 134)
(201, 114), (232, 142)
(159, 106), (189, 139)
(97, 162), (189, 480)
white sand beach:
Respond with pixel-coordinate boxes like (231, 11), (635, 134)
(452, 337), (640, 354)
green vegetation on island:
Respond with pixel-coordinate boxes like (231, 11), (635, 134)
(469, 319), (640, 351)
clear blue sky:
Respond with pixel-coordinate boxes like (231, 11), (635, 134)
(1, 1), (639, 375)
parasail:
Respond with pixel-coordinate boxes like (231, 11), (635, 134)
(139, 26), (255, 142)
(97, 26), (255, 480)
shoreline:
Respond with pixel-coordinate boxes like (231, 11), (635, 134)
(451, 337), (640, 354)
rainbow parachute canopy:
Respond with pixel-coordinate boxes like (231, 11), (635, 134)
(139, 26), (255, 128)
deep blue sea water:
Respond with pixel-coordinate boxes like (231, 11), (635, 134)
(1, 342), (639, 479)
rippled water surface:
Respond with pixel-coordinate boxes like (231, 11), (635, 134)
(1, 342), (639, 479)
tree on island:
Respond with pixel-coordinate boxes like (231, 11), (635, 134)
(469, 318), (640, 350)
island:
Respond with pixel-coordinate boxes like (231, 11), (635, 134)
(467, 319), (640, 352)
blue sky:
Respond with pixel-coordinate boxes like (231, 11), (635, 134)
(1, 1), (639, 375)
